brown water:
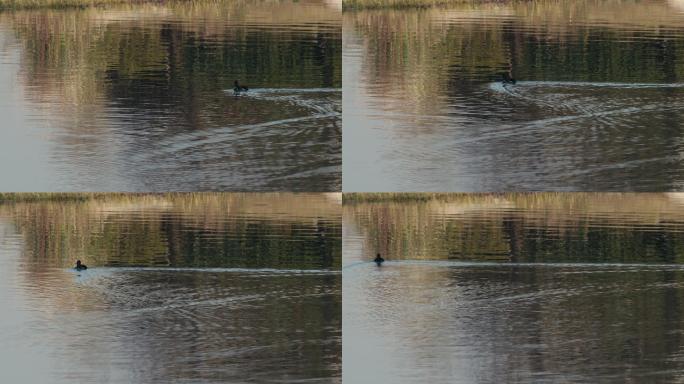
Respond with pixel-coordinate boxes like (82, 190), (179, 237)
(0, 0), (341, 191)
(0, 193), (341, 383)
(343, 1), (684, 191)
(344, 193), (684, 383)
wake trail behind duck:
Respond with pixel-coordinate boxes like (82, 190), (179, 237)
(140, 87), (340, 157)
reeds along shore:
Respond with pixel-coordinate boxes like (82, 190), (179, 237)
(343, 0), (680, 10)
(0, 0), (130, 10)
(0, 0), (340, 11)
(0, 192), (342, 217)
(343, 0), (472, 9)
(344, 192), (684, 215)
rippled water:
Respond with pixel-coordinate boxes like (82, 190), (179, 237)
(0, 0), (341, 191)
(0, 193), (341, 383)
(344, 193), (684, 383)
(344, 1), (684, 191)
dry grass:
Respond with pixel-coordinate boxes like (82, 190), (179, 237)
(0, 192), (132, 201)
(343, 0), (475, 10)
(344, 192), (684, 217)
(0, 0), (134, 10)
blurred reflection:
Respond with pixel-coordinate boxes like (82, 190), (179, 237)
(0, 193), (341, 383)
(0, 0), (341, 191)
(344, 1), (684, 191)
(344, 193), (684, 383)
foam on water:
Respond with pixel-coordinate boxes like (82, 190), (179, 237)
(377, 260), (684, 270)
(147, 88), (342, 151)
(231, 87), (342, 116)
(494, 81), (684, 89)
(120, 86), (342, 190)
(70, 266), (340, 275)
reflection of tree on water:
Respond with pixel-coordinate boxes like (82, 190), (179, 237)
(502, 215), (524, 262)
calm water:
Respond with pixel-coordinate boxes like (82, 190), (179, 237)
(0, 1), (341, 191)
(0, 193), (341, 383)
(344, 193), (684, 383)
(344, 1), (684, 191)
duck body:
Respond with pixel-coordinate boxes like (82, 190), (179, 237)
(75, 260), (87, 271)
(374, 253), (385, 266)
(501, 74), (516, 85)
(233, 80), (249, 95)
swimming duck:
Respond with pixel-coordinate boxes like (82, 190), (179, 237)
(374, 253), (385, 266)
(233, 80), (249, 95)
(75, 260), (87, 271)
(501, 74), (516, 85)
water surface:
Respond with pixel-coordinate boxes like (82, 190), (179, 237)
(344, 193), (684, 383)
(0, 0), (341, 191)
(344, 1), (684, 191)
(0, 193), (341, 383)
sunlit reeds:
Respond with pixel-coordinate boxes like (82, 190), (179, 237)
(343, 0), (471, 10)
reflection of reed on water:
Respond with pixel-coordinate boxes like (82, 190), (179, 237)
(345, 193), (684, 263)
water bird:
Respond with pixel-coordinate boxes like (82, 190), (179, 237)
(75, 260), (87, 271)
(234, 80), (249, 95)
(501, 73), (516, 85)
(374, 253), (385, 266)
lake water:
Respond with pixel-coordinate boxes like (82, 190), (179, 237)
(0, 0), (341, 191)
(0, 193), (341, 383)
(343, 1), (684, 191)
(344, 193), (684, 383)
